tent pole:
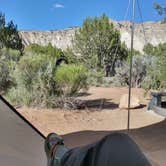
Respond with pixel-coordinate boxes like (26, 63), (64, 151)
(127, 0), (136, 133)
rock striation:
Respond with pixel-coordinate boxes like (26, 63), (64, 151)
(19, 20), (166, 52)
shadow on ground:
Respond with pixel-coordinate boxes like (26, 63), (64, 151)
(75, 92), (91, 97)
(62, 119), (166, 153)
(81, 98), (119, 110)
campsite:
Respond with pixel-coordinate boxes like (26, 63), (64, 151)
(0, 0), (166, 166)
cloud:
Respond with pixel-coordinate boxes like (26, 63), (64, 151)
(53, 3), (64, 9)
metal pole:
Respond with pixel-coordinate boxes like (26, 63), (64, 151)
(127, 0), (136, 132)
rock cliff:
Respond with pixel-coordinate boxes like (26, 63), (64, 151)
(19, 20), (166, 52)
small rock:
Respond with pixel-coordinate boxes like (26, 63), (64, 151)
(119, 94), (140, 109)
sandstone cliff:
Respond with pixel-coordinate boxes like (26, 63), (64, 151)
(19, 20), (166, 52)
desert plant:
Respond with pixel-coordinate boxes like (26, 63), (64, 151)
(0, 61), (13, 93)
(154, 2), (166, 19)
(1, 48), (21, 61)
(6, 87), (35, 107)
(63, 47), (79, 64)
(87, 69), (105, 86)
(73, 13), (128, 76)
(143, 43), (166, 57)
(141, 56), (166, 91)
(54, 64), (88, 96)
(113, 55), (156, 88)
(16, 53), (52, 88)
(0, 12), (24, 54)
(6, 53), (59, 107)
(25, 43), (62, 59)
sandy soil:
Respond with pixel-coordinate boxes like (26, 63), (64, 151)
(18, 87), (166, 166)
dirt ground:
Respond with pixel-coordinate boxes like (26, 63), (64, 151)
(18, 87), (166, 166)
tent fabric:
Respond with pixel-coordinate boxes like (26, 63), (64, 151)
(61, 133), (151, 166)
(0, 96), (46, 166)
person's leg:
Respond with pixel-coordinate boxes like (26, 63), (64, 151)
(81, 133), (151, 166)
(61, 133), (151, 166)
(45, 132), (151, 166)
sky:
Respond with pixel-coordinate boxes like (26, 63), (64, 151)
(0, 0), (165, 30)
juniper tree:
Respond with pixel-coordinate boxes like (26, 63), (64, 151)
(154, 2), (166, 21)
(73, 14), (128, 76)
(0, 12), (24, 59)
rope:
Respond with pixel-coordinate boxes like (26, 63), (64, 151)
(124, 0), (131, 21)
(111, 0), (132, 74)
(136, 0), (148, 45)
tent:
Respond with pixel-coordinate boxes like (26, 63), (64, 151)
(0, 96), (46, 166)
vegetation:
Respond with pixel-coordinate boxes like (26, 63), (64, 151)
(0, 12), (24, 56)
(140, 43), (166, 91)
(142, 57), (166, 91)
(1, 10), (166, 109)
(73, 14), (128, 76)
(113, 55), (156, 88)
(25, 43), (62, 58)
(0, 61), (13, 93)
(54, 64), (88, 96)
(0, 12), (23, 93)
(6, 54), (55, 107)
(154, 2), (166, 18)
(143, 43), (166, 57)
(154, 2), (166, 23)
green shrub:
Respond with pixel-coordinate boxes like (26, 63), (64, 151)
(143, 43), (166, 57)
(6, 87), (35, 107)
(17, 53), (53, 88)
(32, 62), (58, 107)
(25, 43), (62, 59)
(54, 64), (88, 96)
(113, 55), (155, 88)
(141, 57), (166, 91)
(1, 48), (21, 61)
(87, 69), (104, 86)
(63, 48), (79, 64)
(0, 61), (12, 92)
(6, 51), (88, 108)
(6, 54), (58, 107)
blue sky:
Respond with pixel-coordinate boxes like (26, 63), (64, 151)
(0, 0), (165, 30)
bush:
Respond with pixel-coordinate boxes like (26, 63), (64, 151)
(112, 63), (129, 87)
(54, 64), (88, 96)
(1, 48), (21, 61)
(6, 53), (58, 107)
(63, 48), (79, 64)
(6, 87), (36, 107)
(0, 61), (13, 93)
(87, 69), (105, 87)
(33, 62), (58, 107)
(25, 43), (62, 59)
(141, 57), (166, 91)
(5, 51), (88, 108)
(143, 43), (166, 57)
(113, 55), (155, 88)
(16, 53), (54, 88)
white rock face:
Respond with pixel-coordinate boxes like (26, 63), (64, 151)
(19, 27), (77, 50)
(19, 20), (166, 52)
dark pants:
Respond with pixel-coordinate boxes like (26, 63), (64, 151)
(56, 133), (151, 166)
